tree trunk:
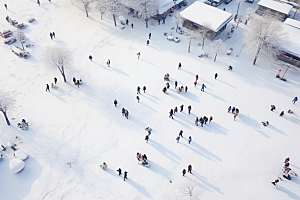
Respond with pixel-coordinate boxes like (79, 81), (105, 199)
(2, 111), (10, 125)
(188, 39), (191, 53)
(202, 38), (205, 50)
(253, 48), (261, 65)
(100, 12), (102, 19)
(113, 15), (116, 26)
(236, 21), (239, 29)
(176, 24), (178, 32)
(237, 4), (240, 15)
(214, 53), (217, 62)
(85, 7), (89, 17)
(21, 41), (24, 50)
(146, 19), (148, 28)
(61, 66), (66, 82)
(293, 6), (299, 19)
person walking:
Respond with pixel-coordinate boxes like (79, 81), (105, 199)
(136, 96), (140, 103)
(215, 73), (218, 79)
(124, 171), (128, 181)
(234, 111), (238, 121)
(162, 19), (165, 24)
(117, 168), (122, 176)
(77, 80), (80, 88)
(200, 117), (204, 127)
(143, 86), (146, 93)
(188, 165), (192, 174)
(209, 116), (213, 124)
(50, 32), (53, 40)
(228, 106), (231, 113)
(271, 105), (276, 111)
(37, 0), (40, 6)
(52, 32), (55, 38)
(107, 59), (110, 67)
(178, 62), (181, 69)
(195, 117), (198, 126)
(49, 0), (51, 2)
(188, 136), (192, 144)
(114, 99), (118, 107)
(174, 107), (178, 115)
(4, 4), (7, 9)
(169, 109), (174, 119)
(194, 81), (197, 87)
(179, 130), (183, 137)
(175, 81), (178, 89)
(126, 19), (129, 25)
(201, 84), (206, 92)
(176, 136), (180, 143)
(89, 55), (92, 61)
(228, 66), (233, 70)
(54, 77), (57, 84)
(146, 40), (149, 46)
(232, 107), (236, 113)
(185, 86), (188, 92)
(166, 82), (170, 89)
(196, 74), (198, 81)
(137, 86), (141, 94)
(149, 33), (151, 39)
(46, 84), (50, 92)
(182, 169), (186, 176)
(279, 111), (284, 116)
(204, 116), (208, 124)
(137, 52), (140, 59)
(188, 105), (192, 115)
(145, 135), (149, 143)
(180, 104), (184, 112)
(292, 97), (298, 104)
(73, 77), (76, 84)
(131, 23), (133, 28)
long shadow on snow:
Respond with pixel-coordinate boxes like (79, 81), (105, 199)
(277, 186), (300, 200)
(149, 140), (181, 164)
(172, 117), (192, 129)
(203, 122), (229, 136)
(217, 79), (237, 89)
(267, 125), (287, 136)
(148, 160), (172, 180)
(167, 92), (184, 101)
(193, 172), (225, 195)
(237, 114), (270, 138)
(140, 101), (157, 112)
(112, 68), (129, 77)
(180, 143), (220, 162)
(182, 91), (201, 103)
(141, 94), (159, 105)
(93, 62), (112, 72)
(127, 179), (153, 199)
(282, 115), (300, 125)
(205, 91), (226, 102)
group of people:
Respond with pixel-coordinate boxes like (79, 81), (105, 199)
(195, 116), (213, 127)
(271, 157), (298, 187)
(17, 119), (29, 131)
(169, 104), (187, 119)
(122, 108), (129, 119)
(228, 106), (239, 121)
(176, 130), (192, 144)
(72, 77), (82, 88)
(182, 165), (193, 176)
(50, 32), (55, 40)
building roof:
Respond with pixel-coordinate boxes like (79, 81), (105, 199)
(282, 23), (300, 55)
(158, 0), (183, 14)
(179, 1), (233, 32)
(284, 18), (300, 29)
(257, 0), (293, 15)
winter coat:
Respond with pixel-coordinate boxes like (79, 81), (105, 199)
(174, 107), (178, 112)
(188, 165), (192, 170)
(293, 97), (298, 101)
(228, 106), (231, 112)
(145, 135), (149, 140)
(176, 136), (180, 141)
(201, 84), (206, 89)
(143, 86), (146, 91)
(175, 81), (178, 87)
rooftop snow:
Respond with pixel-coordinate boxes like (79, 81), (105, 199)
(282, 23), (300, 55)
(257, 0), (293, 15)
(179, 1), (233, 32)
(284, 18), (300, 29)
(158, 0), (183, 14)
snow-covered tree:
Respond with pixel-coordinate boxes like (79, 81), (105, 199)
(244, 15), (285, 65)
(105, 0), (126, 26)
(210, 39), (226, 62)
(198, 23), (212, 50)
(0, 90), (16, 125)
(92, 0), (107, 19)
(42, 45), (73, 82)
(246, 7), (255, 20)
(173, 13), (183, 32)
(133, 0), (158, 28)
(236, 0), (244, 15)
(236, 14), (243, 29)
(185, 29), (200, 53)
(14, 29), (26, 50)
(74, 0), (91, 17)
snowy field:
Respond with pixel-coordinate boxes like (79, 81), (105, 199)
(1, 0), (300, 199)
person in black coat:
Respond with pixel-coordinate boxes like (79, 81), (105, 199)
(53, 32), (55, 38)
(174, 107), (178, 114)
(180, 104), (184, 112)
(280, 111), (284, 116)
(149, 33), (151, 39)
(89, 55), (92, 61)
(124, 171), (128, 181)
(145, 135), (149, 143)
(46, 84), (50, 92)
(185, 86), (188, 92)
(73, 77), (76, 84)
(179, 130), (183, 137)
(54, 77), (57, 84)
(137, 86), (141, 94)
(188, 165), (192, 173)
(178, 62), (181, 69)
(50, 32), (53, 40)
(175, 81), (178, 89)
(122, 108), (125, 115)
(114, 99), (117, 107)
(117, 168), (122, 175)
(143, 86), (146, 93)
(182, 169), (186, 176)
(4, 4), (7, 9)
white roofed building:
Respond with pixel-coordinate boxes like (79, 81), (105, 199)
(180, 1), (233, 39)
(256, 0), (293, 21)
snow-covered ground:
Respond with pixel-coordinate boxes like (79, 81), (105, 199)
(0, 0), (300, 199)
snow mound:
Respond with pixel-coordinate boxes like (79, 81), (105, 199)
(9, 159), (25, 173)
(14, 150), (28, 160)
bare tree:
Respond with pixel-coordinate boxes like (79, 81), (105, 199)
(92, 0), (107, 19)
(74, 0), (91, 17)
(246, 7), (255, 20)
(210, 39), (226, 62)
(0, 90), (16, 125)
(185, 29), (199, 53)
(14, 29), (26, 50)
(236, 0), (244, 15)
(198, 23), (212, 50)
(105, 0), (126, 26)
(42, 45), (73, 82)
(133, 0), (158, 28)
(173, 13), (183, 32)
(236, 14), (243, 29)
(244, 15), (285, 65)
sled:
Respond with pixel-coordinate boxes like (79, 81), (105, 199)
(28, 17), (35, 23)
